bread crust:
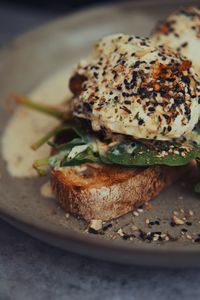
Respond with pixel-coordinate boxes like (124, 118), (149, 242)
(51, 164), (190, 221)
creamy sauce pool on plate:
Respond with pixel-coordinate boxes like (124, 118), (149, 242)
(2, 68), (72, 178)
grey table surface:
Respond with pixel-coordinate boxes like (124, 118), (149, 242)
(1, 2), (200, 300)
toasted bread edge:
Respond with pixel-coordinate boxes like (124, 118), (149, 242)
(51, 164), (191, 221)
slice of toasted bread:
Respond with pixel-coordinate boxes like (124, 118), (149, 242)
(51, 163), (190, 221)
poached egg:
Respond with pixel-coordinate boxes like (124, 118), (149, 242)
(72, 34), (200, 141)
(151, 6), (200, 76)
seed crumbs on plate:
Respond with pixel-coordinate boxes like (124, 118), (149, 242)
(85, 194), (200, 245)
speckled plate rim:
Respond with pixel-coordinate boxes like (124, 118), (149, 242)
(1, 0), (200, 268)
(1, 205), (200, 268)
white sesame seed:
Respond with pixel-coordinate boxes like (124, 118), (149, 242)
(172, 215), (185, 225)
(173, 211), (179, 216)
(131, 225), (138, 231)
(186, 234), (192, 240)
(117, 228), (124, 237)
(189, 210), (194, 216)
(89, 219), (103, 231)
(154, 234), (160, 238)
(65, 213), (70, 219)
(133, 211), (139, 217)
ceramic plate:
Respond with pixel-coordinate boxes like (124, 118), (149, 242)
(0, 0), (200, 267)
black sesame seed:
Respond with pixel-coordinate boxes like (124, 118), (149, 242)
(182, 76), (190, 85)
(134, 61), (141, 68)
(93, 72), (98, 79)
(146, 235), (153, 241)
(170, 221), (175, 227)
(148, 107), (155, 112)
(174, 98), (184, 105)
(139, 231), (146, 240)
(149, 221), (155, 226)
(186, 221), (192, 226)
(168, 78), (175, 82)
(138, 87), (146, 94)
(103, 223), (112, 231)
(185, 106), (191, 116)
(138, 119), (144, 125)
(114, 96), (118, 102)
(122, 92), (129, 97)
(90, 65), (99, 70)
(138, 204), (144, 209)
(88, 228), (98, 234)
(124, 100), (131, 105)
(167, 125), (172, 132)
(181, 42), (188, 48)
(163, 114), (169, 120)
(132, 71), (137, 81)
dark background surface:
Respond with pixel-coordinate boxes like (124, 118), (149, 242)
(0, 0), (111, 12)
(0, 0), (116, 44)
(0, 1), (200, 299)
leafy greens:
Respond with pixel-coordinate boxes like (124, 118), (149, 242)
(33, 122), (200, 179)
(14, 94), (200, 192)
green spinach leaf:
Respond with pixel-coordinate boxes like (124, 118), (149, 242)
(106, 141), (200, 167)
